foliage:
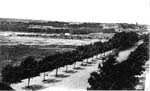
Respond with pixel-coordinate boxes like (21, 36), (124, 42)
(1, 65), (21, 84)
(0, 83), (14, 90)
(1, 31), (140, 86)
(88, 35), (149, 90)
(109, 31), (139, 49)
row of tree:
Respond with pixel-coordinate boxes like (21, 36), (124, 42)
(1, 32), (139, 87)
(88, 33), (149, 90)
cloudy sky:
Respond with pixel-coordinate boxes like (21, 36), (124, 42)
(0, 0), (149, 24)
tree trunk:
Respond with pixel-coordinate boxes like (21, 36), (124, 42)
(109, 82), (116, 89)
(73, 62), (76, 68)
(65, 65), (68, 72)
(55, 68), (59, 77)
(43, 72), (46, 81)
(100, 54), (102, 57)
(81, 60), (84, 65)
(27, 77), (30, 87)
(86, 59), (88, 63)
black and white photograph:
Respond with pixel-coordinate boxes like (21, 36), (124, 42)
(0, 0), (149, 91)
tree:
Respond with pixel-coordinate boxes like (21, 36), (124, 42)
(53, 53), (65, 76)
(1, 65), (21, 84)
(88, 55), (117, 90)
(0, 83), (14, 90)
(88, 39), (149, 90)
(72, 51), (82, 68)
(61, 52), (74, 72)
(109, 32), (139, 49)
(19, 56), (39, 87)
(39, 55), (55, 81)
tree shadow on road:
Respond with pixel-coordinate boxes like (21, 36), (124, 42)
(80, 63), (88, 66)
(92, 61), (98, 64)
(80, 63), (93, 67)
(63, 70), (78, 74)
(73, 67), (85, 70)
(42, 79), (61, 84)
(22, 85), (45, 91)
(87, 62), (93, 64)
(87, 64), (94, 67)
(95, 58), (101, 60)
(51, 74), (70, 78)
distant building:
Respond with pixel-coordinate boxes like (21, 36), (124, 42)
(28, 25), (69, 30)
(100, 23), (119, 29)
(146, 25), (150, 32)
(64, 33), (70, 36)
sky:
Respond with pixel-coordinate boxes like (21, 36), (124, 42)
(0, 0), (150, 24)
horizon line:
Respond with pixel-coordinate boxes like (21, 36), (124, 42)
(0, 17), (145, 25)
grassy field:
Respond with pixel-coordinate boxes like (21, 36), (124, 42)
(0, 31), (100, 46)
(0, 44), (76, 71)
(0, 44), (76, 82)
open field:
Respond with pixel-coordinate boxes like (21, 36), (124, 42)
(0, 31), (102, 46)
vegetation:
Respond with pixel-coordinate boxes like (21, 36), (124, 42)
(1, 32), (139, 88)
(88, 33), (149, 90)
(0, 44), (75, 72)
(0, 83), (14, 90)
(119, 23), (138, 29)
(19, 56), (40, 87)
(109, 31), (139, 50)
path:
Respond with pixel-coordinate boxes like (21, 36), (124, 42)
(40, 59), (102, 91)
(145, 59), (150, 91)
(116, 40), (143, 62)
(11, 54), (106, 91)
(135, 59), (150, 90)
